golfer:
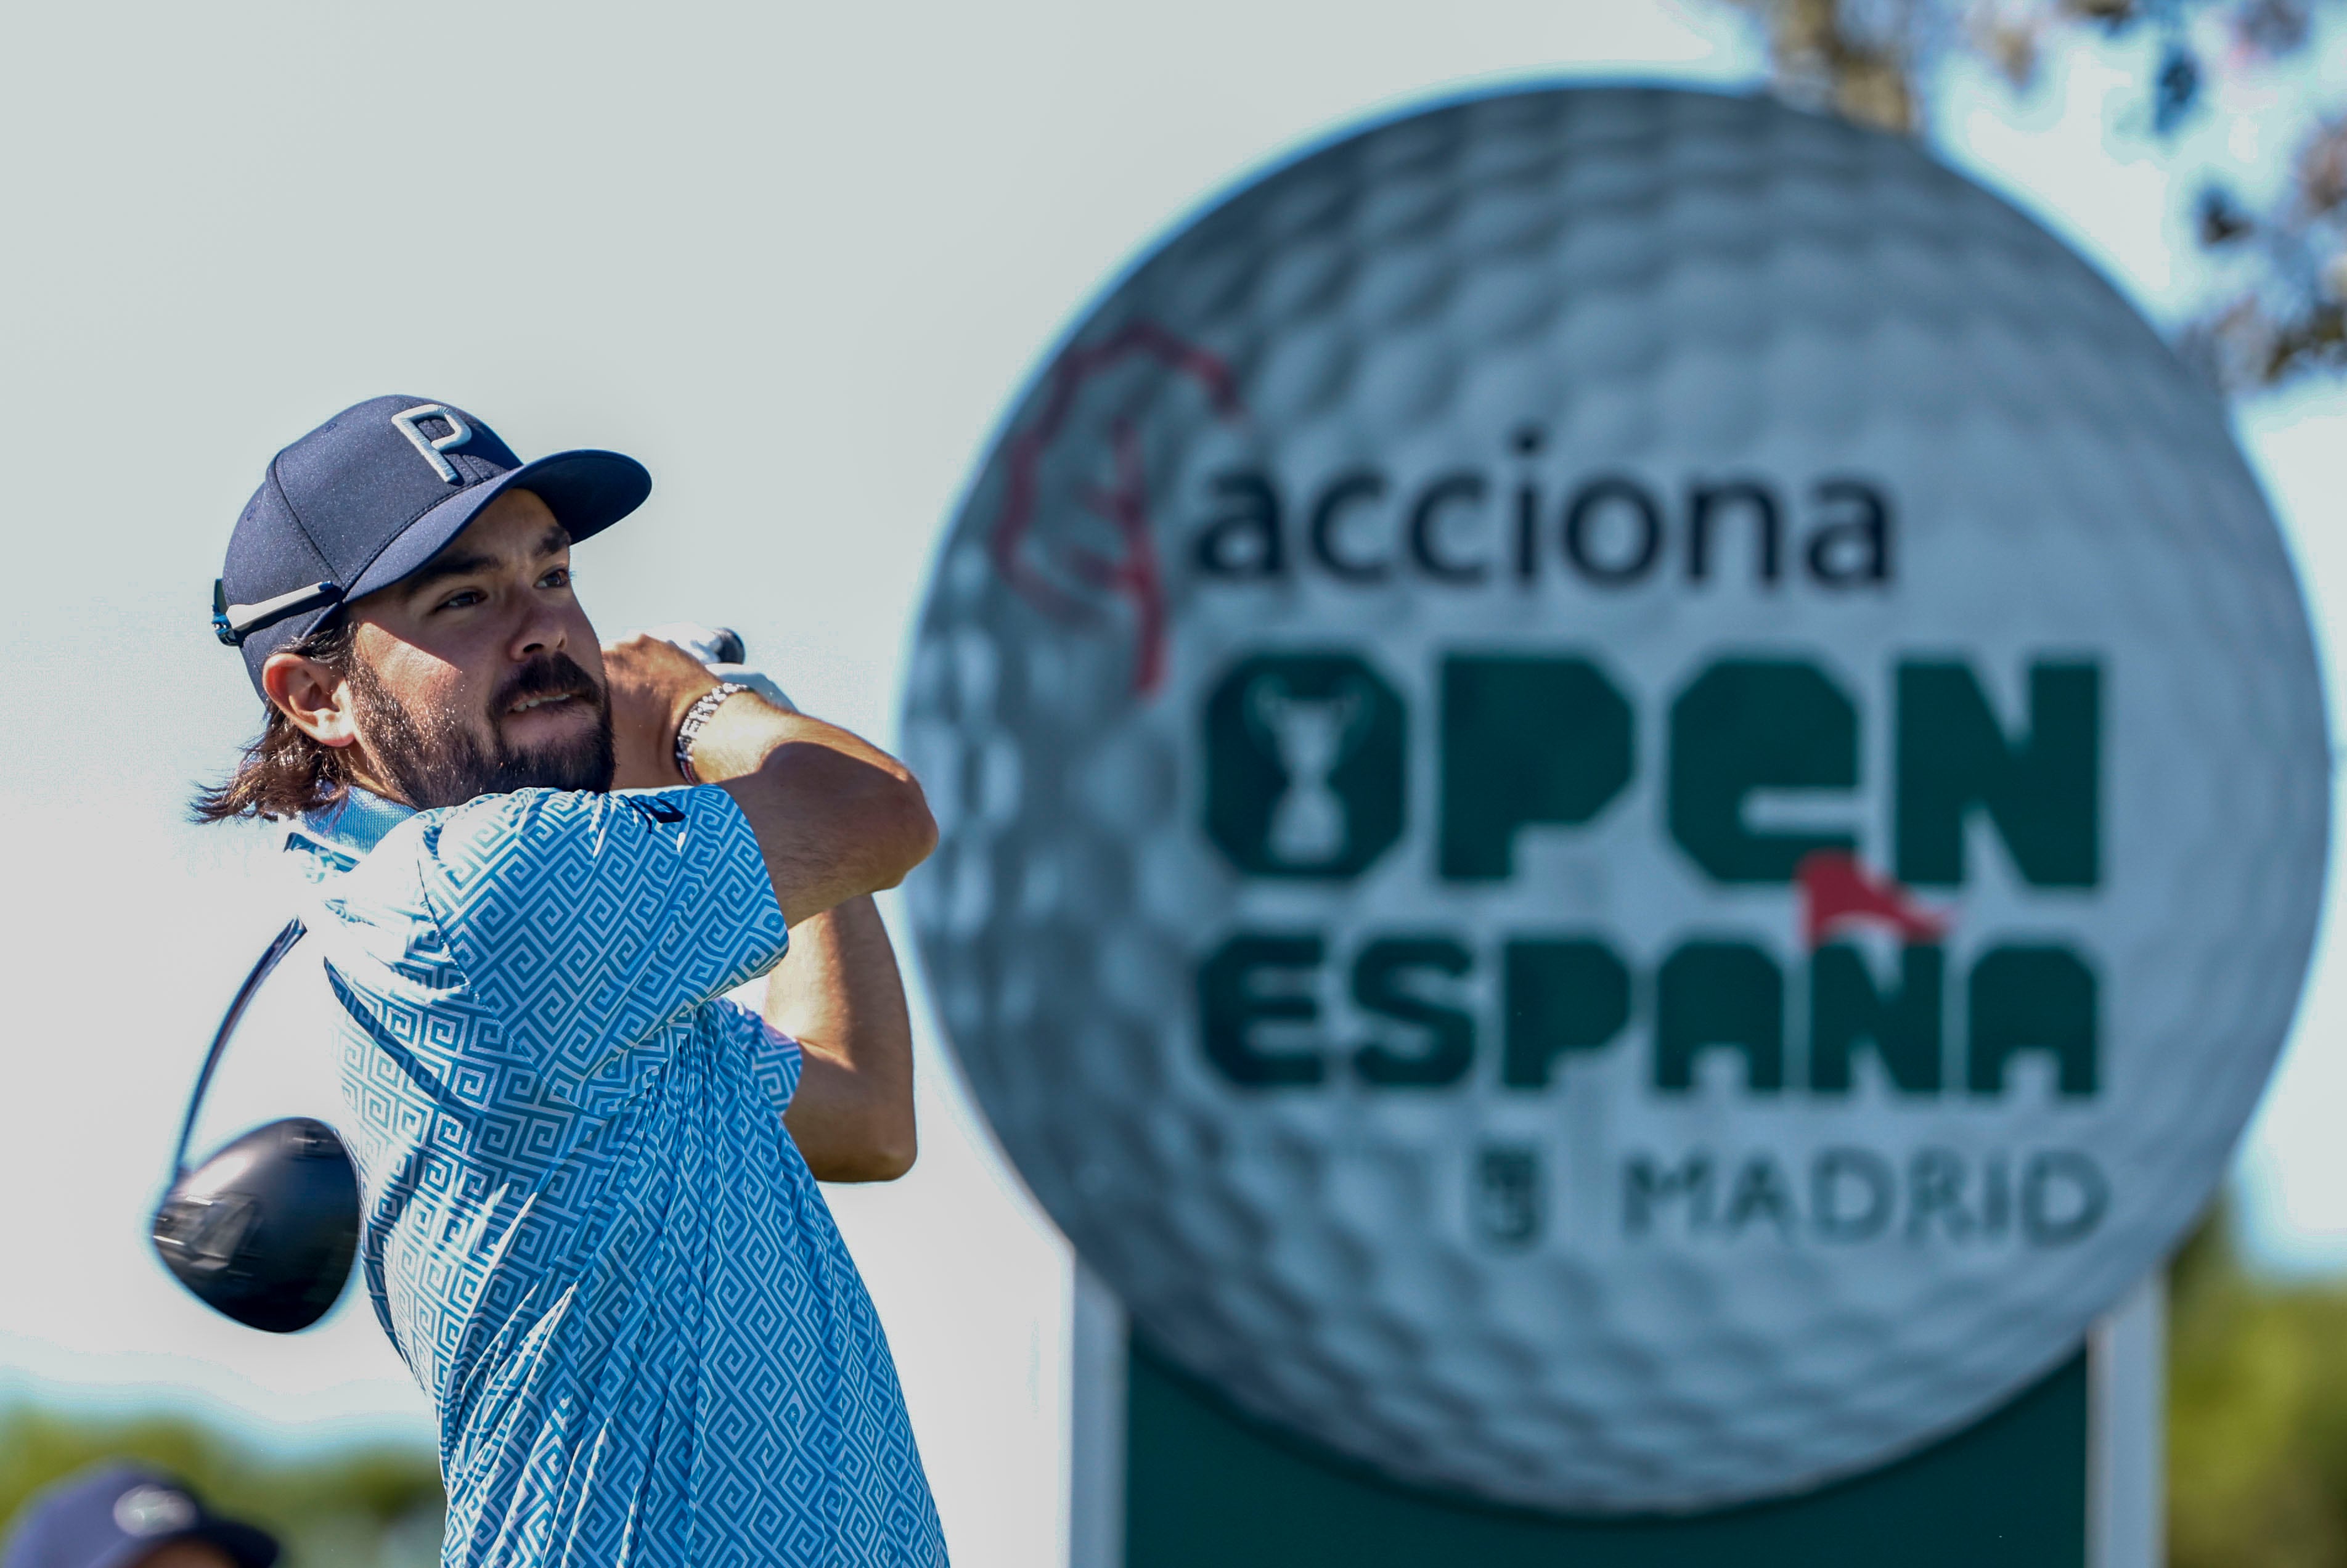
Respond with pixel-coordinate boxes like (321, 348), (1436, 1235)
(194, 396), (947, 1567)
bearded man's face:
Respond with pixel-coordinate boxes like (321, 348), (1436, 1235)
(333, 488), (616, 809)
(347, 642), (614, 809)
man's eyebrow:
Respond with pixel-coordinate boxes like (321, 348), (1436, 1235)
(401, 550), (500, 597)
(401, 525), (573, 598)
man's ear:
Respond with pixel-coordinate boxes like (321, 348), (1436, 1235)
(262, 652), (359, 748)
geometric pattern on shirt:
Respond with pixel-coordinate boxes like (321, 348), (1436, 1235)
(292, 786), (949, 1568)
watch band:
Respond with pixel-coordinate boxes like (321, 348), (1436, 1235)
(674, 682), (749, 785)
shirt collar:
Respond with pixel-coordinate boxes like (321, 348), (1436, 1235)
(284, 787), (417, 880)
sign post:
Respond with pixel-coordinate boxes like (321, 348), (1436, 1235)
(1073, 1265), (2162, 1567)
(905, 83), (2319, 1562)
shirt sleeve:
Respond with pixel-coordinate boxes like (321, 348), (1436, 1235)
(406, 786), (790, 1109)
(704, 995), (806, 1121)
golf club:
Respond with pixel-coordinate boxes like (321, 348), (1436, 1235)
(150, 917), (360, 1334)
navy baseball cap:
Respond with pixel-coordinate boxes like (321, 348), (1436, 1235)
(214, 395), (651, 695)
(2, 1464), (278, 1568)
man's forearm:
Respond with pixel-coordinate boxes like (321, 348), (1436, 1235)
(698, 698), (934, 925)
(769, 895), (918, 1182)
(688, 693), (905, 791)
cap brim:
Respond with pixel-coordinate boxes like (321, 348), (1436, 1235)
(340, 447), (651, 608)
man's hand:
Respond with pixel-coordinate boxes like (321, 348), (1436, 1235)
(602, 634), (720, 790)
(601, 632), (934, 926)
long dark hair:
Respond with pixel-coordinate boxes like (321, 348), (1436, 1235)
(189, 619), (364, 823)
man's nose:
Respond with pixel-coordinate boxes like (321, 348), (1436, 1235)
(512, 596), (567, 659)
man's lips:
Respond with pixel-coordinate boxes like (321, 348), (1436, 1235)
(501, 690), (593, 722)
(507, 692), (581, 714)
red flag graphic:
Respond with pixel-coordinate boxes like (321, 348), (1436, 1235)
(1796, 851), (1947, 949)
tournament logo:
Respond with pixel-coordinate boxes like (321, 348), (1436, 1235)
(902, 87), (2329, 1513)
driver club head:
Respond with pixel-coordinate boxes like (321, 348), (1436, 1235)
(151, 1116), (359, 1333)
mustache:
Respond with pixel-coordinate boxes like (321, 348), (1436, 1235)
(491, 654), (603, 718)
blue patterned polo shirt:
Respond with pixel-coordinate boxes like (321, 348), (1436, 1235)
(286, 786), (946, 1568)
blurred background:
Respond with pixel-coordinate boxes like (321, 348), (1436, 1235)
(0, 2), (2340, 1564)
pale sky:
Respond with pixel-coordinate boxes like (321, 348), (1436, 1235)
(0, 5), (2338, 1566)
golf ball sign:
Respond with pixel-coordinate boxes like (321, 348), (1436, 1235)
(903, 88), (2329, 1512)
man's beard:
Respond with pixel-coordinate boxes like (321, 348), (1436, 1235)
(349, 653), (617, 810)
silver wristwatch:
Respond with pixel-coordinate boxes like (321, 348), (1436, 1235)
(674, 682), (749, 785)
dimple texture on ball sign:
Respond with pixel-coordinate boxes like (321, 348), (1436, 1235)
(902, 86), (2329, 1513)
